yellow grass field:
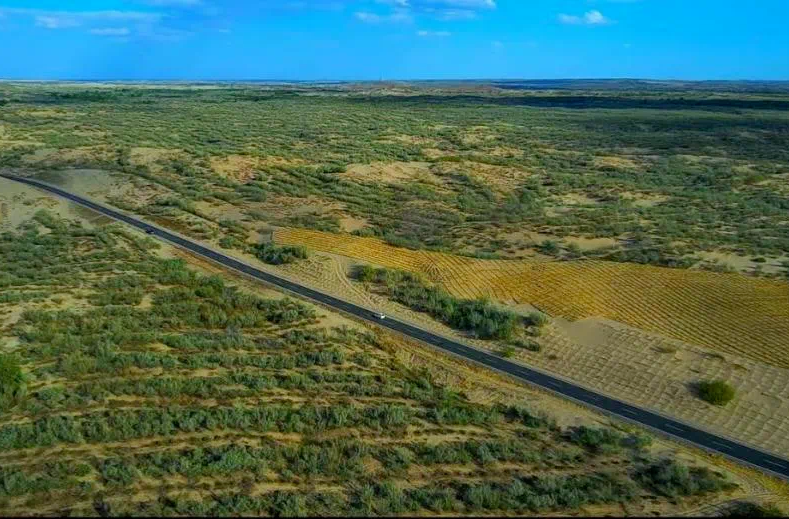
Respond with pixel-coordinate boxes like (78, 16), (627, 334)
(275, 228), (789, 369)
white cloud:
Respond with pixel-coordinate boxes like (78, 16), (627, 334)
(584, 10), (608, 24)
(142, 0), (202, 5)
(0, 8), (162, 30)
(558, 10), (611, 25)
(379, 0), (494, 6)
(355, 11), (382, 22)
(367, 0), (494, 24)
(35, 15), (79, 29)
(355, 8), (412, 23)
(417, 29), (451, 37)
(90, 27), (131, 36)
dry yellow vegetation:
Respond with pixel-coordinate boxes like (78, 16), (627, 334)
(275, 228), (789, 368)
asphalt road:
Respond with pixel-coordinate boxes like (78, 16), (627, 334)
(4, 172), (789, 481)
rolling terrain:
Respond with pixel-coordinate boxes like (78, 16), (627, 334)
(2, 183), (778, 516)
(1, 82), (789, 515)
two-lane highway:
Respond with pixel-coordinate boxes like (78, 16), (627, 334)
(3, 172), (789, 481)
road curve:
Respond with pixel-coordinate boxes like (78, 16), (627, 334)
(4, 172), (789, 481)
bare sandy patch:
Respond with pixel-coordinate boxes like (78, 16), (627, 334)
(487, 146), (524, 158)
(460, 126), (497, 146)
(377, 133), (440, 147)
(0, 124), (46, 148)
(620, 191), (670, 208)
(72, 128), (110, 138)
(210, 154), (307, 183)
(341, 161), (442, 185)
(694, 251), (787, 275)
(129, 147), (183, 170)
(564, 236), (618, 251)
(22, 146), (115, 166)
(210, 154), (260, 183)
(422, 148), (453, 159)
(433, 160), (529, 192)
(593, 155), (640, 170)
(0, 176), (108, 230)
(340, 216), (368, 232)
(531, 317), (789, 458)
(16, 108), (82, 118)
(559, 192), (601, 206)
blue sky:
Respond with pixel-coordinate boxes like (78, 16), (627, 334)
(0, 0), (786, 80)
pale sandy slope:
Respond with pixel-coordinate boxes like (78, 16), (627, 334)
(262, 249), (789, 461)
(275, 228), (789, 369)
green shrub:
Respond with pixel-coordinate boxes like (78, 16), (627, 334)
(499, 346), (516, 358)
(254, 243), (308, 265)
(355, 267), (522, 340)
(724, 502), (785, 517)
(509, 338), (541, 352)
(538, 240), (561, 256)
(635, 459), (734, 498)
(567, 426), (623, 455)
(697, 380), (736, 406)
(0, 354), (26, 400)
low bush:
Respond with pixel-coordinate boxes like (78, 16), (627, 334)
(509, 338), (541, 352)
(499, 346), (516, 358)
(0, 354), (26, 401)
(697, 380), (736, 406)
(354, 266), (522, 340)
(567, 426), (624, 455)
(254, 243), (308, 265)
(723, 502), (785, 517)
(635, 459), (734, 498)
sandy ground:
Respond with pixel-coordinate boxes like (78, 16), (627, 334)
(7, 170), (789, 461)
(2, 179), (789, 514)
(0, 176), (112, 229)
(169, 227), (789, 463)
(274, 228), (789, 370)
(185, 234), (789, 463)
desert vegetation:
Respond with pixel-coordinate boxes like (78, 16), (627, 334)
(697, 380), (737, 406)
(1, 82), (788, 272)
(0, 210), (741, 516)
(278, 228), (789, 369)
(353, 265), (547, 343)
